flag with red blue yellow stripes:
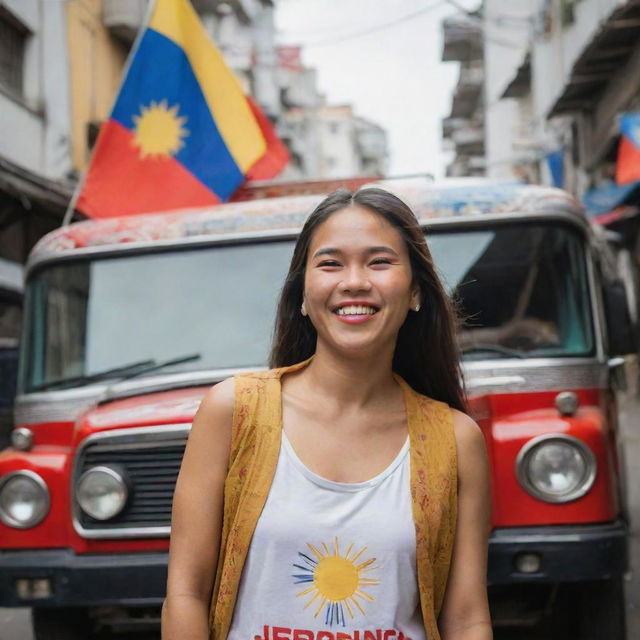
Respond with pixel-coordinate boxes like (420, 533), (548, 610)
(77, 0), (289, 219)
(616, 113), (640, 186)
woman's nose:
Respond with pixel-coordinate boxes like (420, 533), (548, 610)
(339, 266), (372, 292)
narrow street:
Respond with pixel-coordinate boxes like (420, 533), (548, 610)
(2, 0), (640, 638)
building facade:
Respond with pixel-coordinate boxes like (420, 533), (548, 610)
(0, 0), (74, 264)
(276, 46), (388, 180)
(482, 0), (538, 182)
(0, 0), (77, 436)
(441, 0), (640, 363)
(535, 0), (640, 197)
(443, 0), (640, 197)
(441, 9), (485, 177)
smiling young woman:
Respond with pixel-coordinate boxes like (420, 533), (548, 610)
(300, 205), (418, 361)
(162, 189), (492, 640)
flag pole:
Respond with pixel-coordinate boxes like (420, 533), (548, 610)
(61, 0), (158, 227)
(62, 177), (82, 226)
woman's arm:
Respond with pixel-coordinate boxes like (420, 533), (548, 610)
(438, 410), (493, 640)
(161, 377), (235, 640)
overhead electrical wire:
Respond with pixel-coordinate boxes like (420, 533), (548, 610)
(279, 0), (525, 50)
(280, 0), (449, 48)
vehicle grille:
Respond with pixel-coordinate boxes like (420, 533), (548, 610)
(74, 425), (189, 538)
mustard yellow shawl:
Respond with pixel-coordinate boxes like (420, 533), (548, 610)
(209, 360), (458, 640)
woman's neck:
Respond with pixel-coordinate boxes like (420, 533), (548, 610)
(301, 344), (399, 409)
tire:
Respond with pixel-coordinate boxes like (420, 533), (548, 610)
(32, 608), (92, 640)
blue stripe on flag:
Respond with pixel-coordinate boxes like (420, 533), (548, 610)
(112, 29), (244, 201)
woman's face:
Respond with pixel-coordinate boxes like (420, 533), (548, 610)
(303, 205), (419, 359)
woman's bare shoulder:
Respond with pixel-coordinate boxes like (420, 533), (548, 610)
(449, 408), (488, 469)
(189, 377), (235, 446)
(198, 376), (235, 414)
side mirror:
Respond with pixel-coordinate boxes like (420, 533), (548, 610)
(603, 279), (636, 356)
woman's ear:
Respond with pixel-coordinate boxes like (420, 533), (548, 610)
(410, 287), (421, 311)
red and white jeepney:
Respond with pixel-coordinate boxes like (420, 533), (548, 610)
(0, 178), (634, 638)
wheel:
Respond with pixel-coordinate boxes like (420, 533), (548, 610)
(32, 608), (92, 640)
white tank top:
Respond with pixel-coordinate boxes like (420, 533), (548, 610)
(227, 431), (427, 640)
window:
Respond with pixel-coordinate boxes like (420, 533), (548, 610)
(22, 242), (295, 392)
(0, 8), (28, 97)
(87, 121), (103, 151)
(561, 0), (578, 26)
(427, 223), (594, 359)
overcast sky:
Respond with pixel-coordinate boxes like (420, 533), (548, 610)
(275, 0), (481, 178)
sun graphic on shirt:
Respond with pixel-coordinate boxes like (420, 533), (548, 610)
(131, 99), (189, 159)
(292, 538), (380, 627)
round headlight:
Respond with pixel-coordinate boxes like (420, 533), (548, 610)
(516, 434), (596, 503)
(76, 466), (128, 521)
(0, 471), (50, 528)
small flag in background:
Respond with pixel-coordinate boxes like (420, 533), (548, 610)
(545, 148), (564, 188)
(616, 113), (640, 186)
(77, 0), (289, 219)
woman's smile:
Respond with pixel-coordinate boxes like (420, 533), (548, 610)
(334, 307), (378, 324)
(332, 301), (380, 324)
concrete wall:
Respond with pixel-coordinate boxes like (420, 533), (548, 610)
(0, 96), (44, 172)
(531, 0), (623, 123)
(527, 0), (631, 193)
(66, 0), (128, 171)
(279, 107), (322, 179)
(0, 0), (73, 179)
(483, 0), (535, 180)
(250, 4), (280, 118)
(317, 106), (358, 178)
(42, 1), (73, 178)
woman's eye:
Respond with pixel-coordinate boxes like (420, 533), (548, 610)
(370, 258), (392, 266)
(317, 260), (341, 267)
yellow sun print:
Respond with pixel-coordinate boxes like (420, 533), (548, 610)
(132, 99), (189, 159)
(292, 538), (380, 627)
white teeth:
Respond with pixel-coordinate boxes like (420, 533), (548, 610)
(336, 305), (377, 316)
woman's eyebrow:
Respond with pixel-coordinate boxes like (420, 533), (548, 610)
(366, 246), (399, 256)
(312, 246), (399, 259)
(312, 247), (341, 259)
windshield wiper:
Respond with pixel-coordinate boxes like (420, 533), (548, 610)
(114, 353), (202, 382)
(30, 353), (202, 393)
(30, 359), (156, 392)
(461, 344), (526, 359)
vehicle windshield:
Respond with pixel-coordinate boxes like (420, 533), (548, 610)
(20, 222), (594, 392)
(429, 223), (594, 361)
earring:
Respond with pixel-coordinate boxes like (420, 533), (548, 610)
(301, 302), (308, 316)
(414, 303), (421, 312)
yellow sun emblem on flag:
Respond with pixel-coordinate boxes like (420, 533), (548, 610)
(293, 538), (380, 627)
(132, 99), (189, 159)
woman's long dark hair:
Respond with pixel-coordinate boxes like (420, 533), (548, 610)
(269, 188), (466, 412)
